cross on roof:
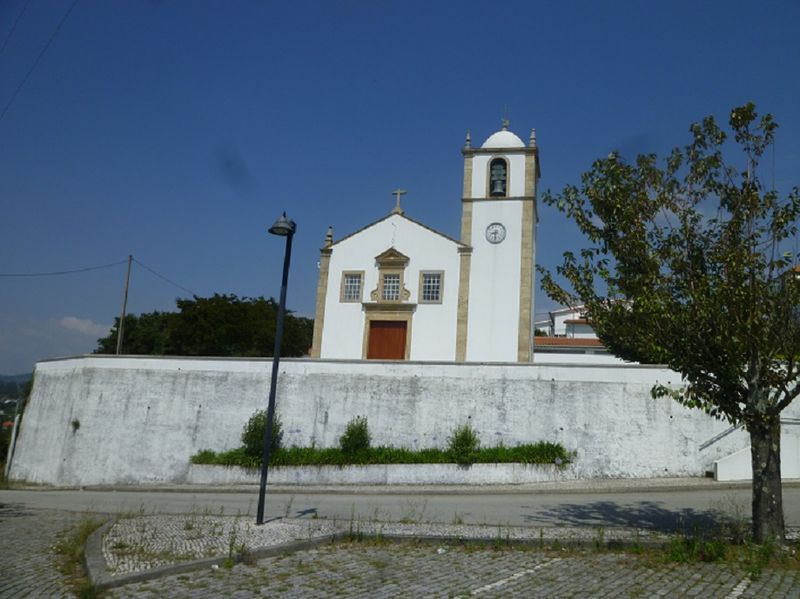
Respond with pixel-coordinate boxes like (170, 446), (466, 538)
(392, 189), (407, 214)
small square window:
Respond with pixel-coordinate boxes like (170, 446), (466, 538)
(420, 272), (442, 303)
(382, 273), (400, 301)
(341, 272), (363, 302)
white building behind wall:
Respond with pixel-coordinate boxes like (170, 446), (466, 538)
(310, 123), (540, 362)
(541, 305), (598, 339)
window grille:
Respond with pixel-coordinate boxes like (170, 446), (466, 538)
(382, 274), (400, 301)
(342, 273), (362, 302)
(421, 273), (441, 302)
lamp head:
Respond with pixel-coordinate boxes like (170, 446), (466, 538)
(268, 213), (296, 237)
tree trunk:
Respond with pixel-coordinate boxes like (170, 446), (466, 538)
(749, 417), (785, 543)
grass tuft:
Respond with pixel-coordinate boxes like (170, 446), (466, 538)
(54, 515), (105, 598)
(191, 441), (571, 468)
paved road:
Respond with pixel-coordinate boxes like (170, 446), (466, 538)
(0, 503), (83, 598)
(3, 485), (800, 531)
(2, 497), (800, 598)
(105, 542), (800, 599)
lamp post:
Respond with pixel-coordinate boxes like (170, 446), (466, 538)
(256, 212), (296, 525)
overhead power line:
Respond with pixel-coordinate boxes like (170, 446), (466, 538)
(0, 259), (128, 277)
(0, 0), (79, 125)
(0, 0), (32, 60)
(1, 256), (198, 295)
(133, 258), (197, 296)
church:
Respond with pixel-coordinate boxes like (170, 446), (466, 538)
(310, 122), (539, 362)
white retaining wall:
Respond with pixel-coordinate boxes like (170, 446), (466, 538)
(186, 463), (575, 486)
(9, 355), (800, 486)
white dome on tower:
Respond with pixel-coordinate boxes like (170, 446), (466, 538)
(481, 129), (525, 149)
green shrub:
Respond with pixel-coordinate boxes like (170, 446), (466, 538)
(665, 535), (727, 563)
(0, 429), (9, 463)
(191, 436), (572, 469)
(191, 449), (218, 464)
(241, 410), (283, 458)
(447, 423), (480, 465)
(339, 416), (371, 454)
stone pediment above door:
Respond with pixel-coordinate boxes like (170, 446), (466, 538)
(374, 247), (409, 268)
(370, 246), (411, 302)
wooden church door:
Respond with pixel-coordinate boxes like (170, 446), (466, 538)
(367, 320), (407, 360)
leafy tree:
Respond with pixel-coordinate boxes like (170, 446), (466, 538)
(539, 103), (800, 543)
(94, 311), (175, 355)
(95, 294), (313, 358)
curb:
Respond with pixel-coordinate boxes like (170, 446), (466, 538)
(84, 522), (349, 591)
(83, 518), (676, 591)
(47, 477), (800, 496)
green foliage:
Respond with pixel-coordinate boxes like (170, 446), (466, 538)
(538, 103), (800, 542)
(191, 449), (219, 464)
(477, 441), (571, 465)
(0, 376), (25, 462)
(94, 294), (314, 357)
(192, 440), (570, 468)
(241, 410), (283, 458)
(339, 416), (371, 453)
(447, 423), (480, 465)
(0, 380), (22, 398)
(0, 374), (30, 428)
(539, 103), (800, 424)
(54, 516), (105, 598)
(665, 535), (727, 564)
(94, 311), (174, 355)
(0, 430), (9, 464)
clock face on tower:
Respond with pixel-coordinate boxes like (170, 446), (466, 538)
(485, 222), (506, 244)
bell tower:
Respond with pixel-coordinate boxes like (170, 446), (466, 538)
(457, 121), (540, 362)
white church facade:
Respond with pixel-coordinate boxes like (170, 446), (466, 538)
(310, 123), (540, 362)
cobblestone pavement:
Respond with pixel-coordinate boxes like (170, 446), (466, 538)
(3, 505), (800, 598)
(0, 503), (87, 598)
(109, 542), (800, 599)
(99, 514), (672, 578)
(104, 515), (338, 575)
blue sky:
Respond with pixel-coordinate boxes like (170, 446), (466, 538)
(1, 0), (798, 373)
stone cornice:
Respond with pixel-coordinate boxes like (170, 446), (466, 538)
(362, 302), (417, 313)
(462, 147), (538, 156)
(461, 196), (536, 203)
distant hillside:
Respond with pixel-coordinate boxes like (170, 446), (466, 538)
(0, 373), (31, 384)
(0, 373), (31, 398)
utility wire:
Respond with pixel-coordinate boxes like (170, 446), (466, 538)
(133, 258), (197, 296)
(0, 0), (79, 125)
(1, 256), (198, 295)
(0, 0), (32, 60)
(0, 259), (128, 277)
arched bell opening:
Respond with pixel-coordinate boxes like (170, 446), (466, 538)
(489, 158), (508, 197)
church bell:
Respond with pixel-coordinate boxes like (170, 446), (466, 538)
(491, 178), (505, 196)
(490, 160), (507, 196)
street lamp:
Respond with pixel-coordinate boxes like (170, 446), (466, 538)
(256, 212), (296, 525)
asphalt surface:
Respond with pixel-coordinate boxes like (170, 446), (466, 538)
(3, 482), (800, 532)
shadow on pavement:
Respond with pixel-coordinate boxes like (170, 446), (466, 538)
(523, 500), (740, 533)
(0, 502), (33, 521)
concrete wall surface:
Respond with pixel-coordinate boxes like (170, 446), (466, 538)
(9, 355), (800, 486)
(714, 433), (800, 481)
(187, 463), (574, 486)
